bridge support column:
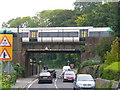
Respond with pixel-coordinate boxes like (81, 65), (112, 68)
(25, 52), (33, 77)
(77, 52), (81, 73)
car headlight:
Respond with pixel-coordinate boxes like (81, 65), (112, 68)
(77, 83), (83, 87)
(93, 85), (96, 88)
(91, 84), (96, 88)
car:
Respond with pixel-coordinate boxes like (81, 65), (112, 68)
(47, 69), (56, 78)
(63, 66), (71, 72)
(38, 72), (53, 83)
(73, 74), (96, 89)
(63, 71), (76, 82)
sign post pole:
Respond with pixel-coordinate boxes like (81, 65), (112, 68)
(0, 34), (13, 61)
(8, 61), (10, 74)
(0, 61), (2, 89)
(0, 34), (13, 75)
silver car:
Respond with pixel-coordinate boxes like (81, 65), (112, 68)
(73, 74), (96, 89)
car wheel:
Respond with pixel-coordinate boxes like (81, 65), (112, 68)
(73, 87), (76, 90)
(51, 81), (53, 83)
(54, 75), (56, 78)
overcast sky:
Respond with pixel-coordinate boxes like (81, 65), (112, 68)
(0, 0), (76, 28)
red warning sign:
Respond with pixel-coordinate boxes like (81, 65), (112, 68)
(0, 34), (13, 61)
(0, 36), (11, 47)
(0, 48), (11, 60)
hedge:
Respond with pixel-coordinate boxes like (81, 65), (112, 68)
(101, 62), (120, 81)
(81, 59), (102, 67)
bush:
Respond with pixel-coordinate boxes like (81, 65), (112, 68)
(2, 72), (16, 88)
(98, 64), (107, 77)
(81, 59), (102, 67)
(101, 62), (120, 81)
(13, 63), (25, 78)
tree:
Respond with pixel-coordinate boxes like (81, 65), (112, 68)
(104, 37), (120, 65)
(49, 9), (76, 27)
(2, 16), (39, 28)
(75, 2), (119, 36)
(36, 10), (52, 27)
(94, 38), (114, 58)
(75, 14), (89, 26)
(2, 22), (9, 28)
(36, 9), (78, 27)
(74, 2), (101, 12)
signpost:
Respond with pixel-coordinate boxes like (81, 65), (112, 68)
(0, 34), (13, 74)
(0, 34), (13, 61)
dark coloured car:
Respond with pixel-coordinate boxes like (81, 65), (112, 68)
(47, 69), (56, 78)
(38, 72), (53, 83)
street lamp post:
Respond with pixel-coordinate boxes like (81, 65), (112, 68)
(30, 59), (34, 75)
(68, 60), (70, 66)
(39, 60), (42, 73)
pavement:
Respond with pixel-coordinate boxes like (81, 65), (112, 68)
(11, 75), (38, 88)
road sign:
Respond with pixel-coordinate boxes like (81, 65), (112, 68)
(0, 34), (13, 61)
(0, 48), (11, 60)
(0, 36), (11, 47)
(70, 64), (74, 68)
(4, 62), (14, 74)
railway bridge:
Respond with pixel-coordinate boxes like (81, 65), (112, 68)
(13, 35), (84, 77)
(1, 27), (112, 77)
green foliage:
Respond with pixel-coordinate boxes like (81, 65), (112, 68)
(13, 63), (25, 78)
(81, 59), (102, 67)
(2, 16), (39, 28)
(98, 64), (106, 77)
(37, 9), (77, 27)
(29, 53), (79, 68)
(3, 9), (78, 27)
(94, 37), (114, 58)
(75, 2), (119, 36)
(104, 62), (120, 72)
(74, 2), (100, 12)
(2, 2), (119, 36)
(104, 37), (119, 65)
(2, 72), (16, 88)
(98, 37), (120, 81)
(75, 14), (89, 26)
(36, 10), (52, 27)
(101, 62), (120, 81)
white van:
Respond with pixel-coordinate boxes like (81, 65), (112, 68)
(63, 66), (71, 72)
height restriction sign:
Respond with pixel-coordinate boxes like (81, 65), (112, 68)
(0, 34), (13, 61)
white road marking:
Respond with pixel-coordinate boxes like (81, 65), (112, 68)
(26, 79), (38, 90)
(55, 72), (63, 90)
(55, 78), (58, 89)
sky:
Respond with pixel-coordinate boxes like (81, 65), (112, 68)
(0, 0), (76, 28)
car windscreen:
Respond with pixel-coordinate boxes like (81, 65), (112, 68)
(77, 75), (94, 81)
(40, 72), (51, 76)
(64, 71), (75, 75)
(63, 66), (70, 70)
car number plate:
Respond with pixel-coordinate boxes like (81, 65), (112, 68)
(43, 77), (47, 78)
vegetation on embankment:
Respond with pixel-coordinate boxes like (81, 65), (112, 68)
(1, 63), (25, 89)
(80, 37), (120, 81)
(101, 62), (120, 81)
(2, 72), (16, 88)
